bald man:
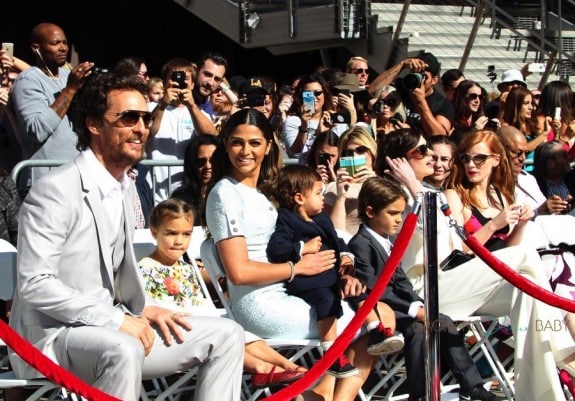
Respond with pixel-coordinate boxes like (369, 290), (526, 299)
(498, 125), (569, 215)
(10, 23), (96, 190)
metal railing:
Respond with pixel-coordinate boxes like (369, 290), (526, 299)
(11, 158), (299, 205)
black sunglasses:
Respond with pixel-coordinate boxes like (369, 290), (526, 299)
(408, 144), (432, 158)
(458, 153), (496, 166)
(196, 157), (212, 168)
(341, 146), (369, 157)
(353, 68), (369, 74)
(106, 110), (154, 128)
(466, 93), (482, 101)
(313, 90), (324, 97)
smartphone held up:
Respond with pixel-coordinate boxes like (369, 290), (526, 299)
(171, 71), (187, 89)
(302, 90), (315, 115)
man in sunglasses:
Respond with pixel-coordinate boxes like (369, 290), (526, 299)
(369, 52), (454, 136)
(9, 72), (245, 401)
(499, 125), (571, 215)
(346, 56), (370, 89)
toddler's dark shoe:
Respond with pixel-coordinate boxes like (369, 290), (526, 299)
(459, 384), (506, 400)
(327, 355), (359, 378)
(367, 326), (404, 356)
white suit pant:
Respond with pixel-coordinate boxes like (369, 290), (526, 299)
(53, 316), (244, 401)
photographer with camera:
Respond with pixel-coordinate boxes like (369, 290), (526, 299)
(147, 58), (217, 202)
(368, 85), (409, 137)
(369, 52), (453, 136)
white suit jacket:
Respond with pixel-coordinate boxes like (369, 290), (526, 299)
(9, 151), (146, 378)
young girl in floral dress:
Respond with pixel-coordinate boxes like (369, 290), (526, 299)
(139, 198), (306, 389)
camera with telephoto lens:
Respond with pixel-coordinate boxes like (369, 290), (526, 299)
(403, 71), (427, 91)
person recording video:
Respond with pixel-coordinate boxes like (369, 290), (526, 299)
(368, 52), (454, 136)
(369, 85), (410, 137)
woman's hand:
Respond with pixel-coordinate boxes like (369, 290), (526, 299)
(491, 204), (523, 229)
(473, 116), (490, 130)
(384, 156), (422, 197)
(335, 168), (352, 199)
(516, 204), (534, 223)
(338, 93), (356, 114)
(296, 250), (337, 276)
(316, 160), (336, 183)
(315, 164), (330, 183)
(352, 166), (376, 184)
(318, 110), (332, 133)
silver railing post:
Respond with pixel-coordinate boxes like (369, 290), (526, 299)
(423, 191), (440, 401)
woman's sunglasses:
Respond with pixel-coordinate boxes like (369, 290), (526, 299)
(407, 144), (432, 158)
(341, 146), (369, 157)
(457, 153), (496, 167)
(196, 157), (212, 168)
(465, 93), (482, 101)
(106, 110), (155, 128)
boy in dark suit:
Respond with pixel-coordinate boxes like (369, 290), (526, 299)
(267, 165), (403, 378)
(348, 176), (503, 401)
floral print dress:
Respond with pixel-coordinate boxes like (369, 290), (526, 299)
(139, 257), (207, 311)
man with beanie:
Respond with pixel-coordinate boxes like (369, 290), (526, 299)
(369, 52), (454, 136)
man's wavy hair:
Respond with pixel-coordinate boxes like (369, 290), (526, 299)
(70, 72), (148, 151)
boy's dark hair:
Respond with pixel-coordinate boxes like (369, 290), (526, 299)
(357, 176), (408, 224)
(150, 198), (195, 229)
(274, 165), (322, 211)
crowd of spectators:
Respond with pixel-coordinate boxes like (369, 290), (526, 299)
(2, 20), (575, 401)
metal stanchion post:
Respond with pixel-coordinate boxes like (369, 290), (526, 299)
(423, 191), (441, 401)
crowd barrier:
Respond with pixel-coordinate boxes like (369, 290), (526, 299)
(10, 157), (300, 206)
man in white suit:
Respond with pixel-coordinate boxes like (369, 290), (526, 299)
(9, 72), (244, 401)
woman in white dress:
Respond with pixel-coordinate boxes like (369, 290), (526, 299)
(375, 128), (575, 401)
(204, 108), (381, 400)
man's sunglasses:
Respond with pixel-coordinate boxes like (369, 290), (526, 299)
(510, 149), (527, 159)
(106, 110), (154, 128)
(353, 68), (369, 74)
(407, 144), (432, 158)
(457, 153), (496, 166)
(341, 146), (369, 157)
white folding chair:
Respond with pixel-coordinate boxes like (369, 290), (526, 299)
(133, 228), (157, 262)
(449, 316), (515, 400)
(199, 238), (323, 400)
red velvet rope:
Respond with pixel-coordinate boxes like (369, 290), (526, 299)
(263, 212), (419, 401)
(464, 234), (575, 313)
(0, 318), (120, 401)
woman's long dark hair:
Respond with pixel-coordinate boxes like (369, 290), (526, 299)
(288, 73), (333, 116)
(306, 131), (340, 169)
(171, 134), (220, 214)
(375, 128), (423, 177)
(202, 109), (281, 225)
(453, 80), (485, 129)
